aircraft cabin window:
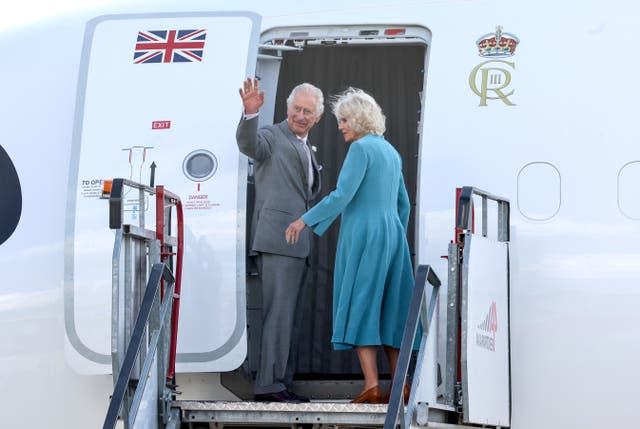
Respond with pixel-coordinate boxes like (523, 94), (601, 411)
(182, 149), (218, 182)
(0, 145), (22, 245)
(517, 162), (561, 221)
(618, 161), (640, 220)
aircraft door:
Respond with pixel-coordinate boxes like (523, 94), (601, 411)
(266, 33), (427, 376)
(64, 12), (261, 374)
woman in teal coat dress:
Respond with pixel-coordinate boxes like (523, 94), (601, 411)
(286, 88), (414, 404)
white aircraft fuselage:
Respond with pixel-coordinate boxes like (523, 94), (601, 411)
(1, 1), (638, 428)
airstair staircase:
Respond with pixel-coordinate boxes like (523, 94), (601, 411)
(102, 184), (510, 429)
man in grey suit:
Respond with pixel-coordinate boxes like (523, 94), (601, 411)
(237, 78), (323, 402)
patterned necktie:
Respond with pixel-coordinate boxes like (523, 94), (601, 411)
(298, 138), (313, 192)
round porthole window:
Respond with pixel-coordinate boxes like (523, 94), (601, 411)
(182, 149), (218, 182)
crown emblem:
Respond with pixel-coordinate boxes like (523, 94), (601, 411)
(476, 26), (519, 57)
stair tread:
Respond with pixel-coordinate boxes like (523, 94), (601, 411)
(173, 399), (389, 413)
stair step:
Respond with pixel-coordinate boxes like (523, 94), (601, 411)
(173, 400), (389, 426)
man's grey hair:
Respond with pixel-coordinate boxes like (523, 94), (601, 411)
(331, 87), (386, 136)
(286, 83), (325, 116)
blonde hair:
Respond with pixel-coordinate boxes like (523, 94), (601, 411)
(286, 83), (325, 116)
(331, 88), (386, 136)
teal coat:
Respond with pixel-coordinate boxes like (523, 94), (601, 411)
(302, 134), (414, 350)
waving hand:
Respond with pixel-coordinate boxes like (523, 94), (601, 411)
(239, 78), (265, 115)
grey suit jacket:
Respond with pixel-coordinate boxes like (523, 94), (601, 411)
(237, 117), (321, 258)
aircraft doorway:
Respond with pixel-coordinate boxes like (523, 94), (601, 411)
(242, 25), (429, 390)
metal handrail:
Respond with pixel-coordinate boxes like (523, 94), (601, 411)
(106, 178), (184, 428)
(456, 186), (510, 242)
(155, 185), (184, 381)
(108, 178), (155, 230)
(103, 263), (175, 429)
(384, 264), (441, 429)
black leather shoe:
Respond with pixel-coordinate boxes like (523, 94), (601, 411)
(254, 390), (304, 403)
(287, 391), (310, 403)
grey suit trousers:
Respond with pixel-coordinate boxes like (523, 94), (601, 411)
(254, 253), (307, 394)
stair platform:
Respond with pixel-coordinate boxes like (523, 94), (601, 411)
(174, 400), (388, 426)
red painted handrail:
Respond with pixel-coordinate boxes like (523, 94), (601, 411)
(155, 185), (184, 381)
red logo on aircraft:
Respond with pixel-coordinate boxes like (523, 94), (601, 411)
(478, 301), (498, 334)
(476, 301), (498, 351)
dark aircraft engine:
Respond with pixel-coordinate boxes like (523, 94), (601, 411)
(0, 144), (21, 246)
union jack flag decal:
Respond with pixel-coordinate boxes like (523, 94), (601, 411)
(134, 29), (206, 64)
